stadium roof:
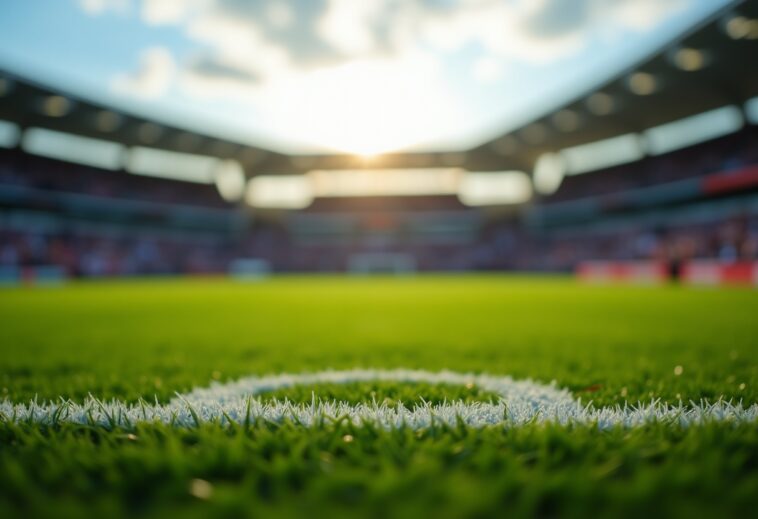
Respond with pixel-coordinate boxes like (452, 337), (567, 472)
(0, 0), (756, 177)
(469, 0), (758, 171)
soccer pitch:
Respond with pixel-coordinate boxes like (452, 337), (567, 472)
(1, 276), (757, 517)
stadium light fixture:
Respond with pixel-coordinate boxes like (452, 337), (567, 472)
(626, 72), (657, 95)
(670, 48), (707, 71)
(585, 92), (615, 116)
(246, 175), (313, 209)
(22, 127), (124, 170)
(95, 110), (123, 133)
(126, 146), (218, 183)
(723, 15), (757, 40)
(137, 122), (163, 144)
(0, 120), (20, 148)
(41, 95), (72, 117)
(214, 160), (246, 202)
(644, 105), (743, 156)
(560, 133), (644, 175)
(533, 153), (565, 195)
(458, 171), (532, 206)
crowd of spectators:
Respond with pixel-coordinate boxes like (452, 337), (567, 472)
(0, 127), (757, 277)
(0, 149), (230, 208)
(478, 215), (758, 272)
(546, 127), (758, 203)
(0, 229), (235, 277)
(1, 212), (756, 277)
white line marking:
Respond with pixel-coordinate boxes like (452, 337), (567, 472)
(2, 369), (756, 429)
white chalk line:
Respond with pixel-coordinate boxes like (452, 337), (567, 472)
(1, 369), (756, 429)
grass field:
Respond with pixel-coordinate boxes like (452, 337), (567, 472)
(1, 276), (757, 518)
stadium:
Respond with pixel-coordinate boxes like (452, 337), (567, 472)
(0, 0), (756, 517)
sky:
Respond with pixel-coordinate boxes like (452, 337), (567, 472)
(0, 0), (731, 155)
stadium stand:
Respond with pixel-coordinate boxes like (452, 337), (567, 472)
(541, 128), (758, 204)
(1, 131), (756, 276)
(0, 0), (756, 280)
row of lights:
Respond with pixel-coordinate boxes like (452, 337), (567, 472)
(525, 11), (758, 196)
(0, 81), (273, 163)
(491, 12), (755, 155)
(3, 79), (457, 172)
(0, 74), (608, 171)
(533, 98), (754, 197)
(723, 15), (758, 40)
(25, 91), (169, 143)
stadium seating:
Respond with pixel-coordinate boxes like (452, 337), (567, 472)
(1, 127), (756, 277)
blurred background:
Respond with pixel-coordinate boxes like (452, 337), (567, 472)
(0, 0), (756, 282)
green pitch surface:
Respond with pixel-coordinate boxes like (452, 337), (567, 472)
(1, 276), (757, 518)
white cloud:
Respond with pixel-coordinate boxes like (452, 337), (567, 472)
(112, 47), (175, 99)
(180, 58), (264, 102)
(315, 0), (385, 56)
(608, 0), (687, 31)
(185, 13), (291, 80)
(266, 1), (294, 29)
(414, 0), (687, 64)
(115, 0), (688, 99)
(102, 0), (689, 151)
(141, 0), (193, 25)
(77, 0), (131, 16)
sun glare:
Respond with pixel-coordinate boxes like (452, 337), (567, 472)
(262, 56), (459, 155)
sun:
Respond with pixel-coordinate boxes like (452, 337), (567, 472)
(261, 55), (459, 155)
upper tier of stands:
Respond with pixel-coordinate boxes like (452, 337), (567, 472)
(543, 127), (758, 204)
(0, 148), (231, 209)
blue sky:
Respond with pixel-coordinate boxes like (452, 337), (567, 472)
(0, 0), (730, 154)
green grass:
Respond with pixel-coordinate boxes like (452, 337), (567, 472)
(258, 381), (500, 407)
(1, 275), (757, 517)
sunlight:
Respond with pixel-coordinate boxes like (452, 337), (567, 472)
(261, 55), (461, 155)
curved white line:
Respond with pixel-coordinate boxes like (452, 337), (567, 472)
(1, 369), (756, 429)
